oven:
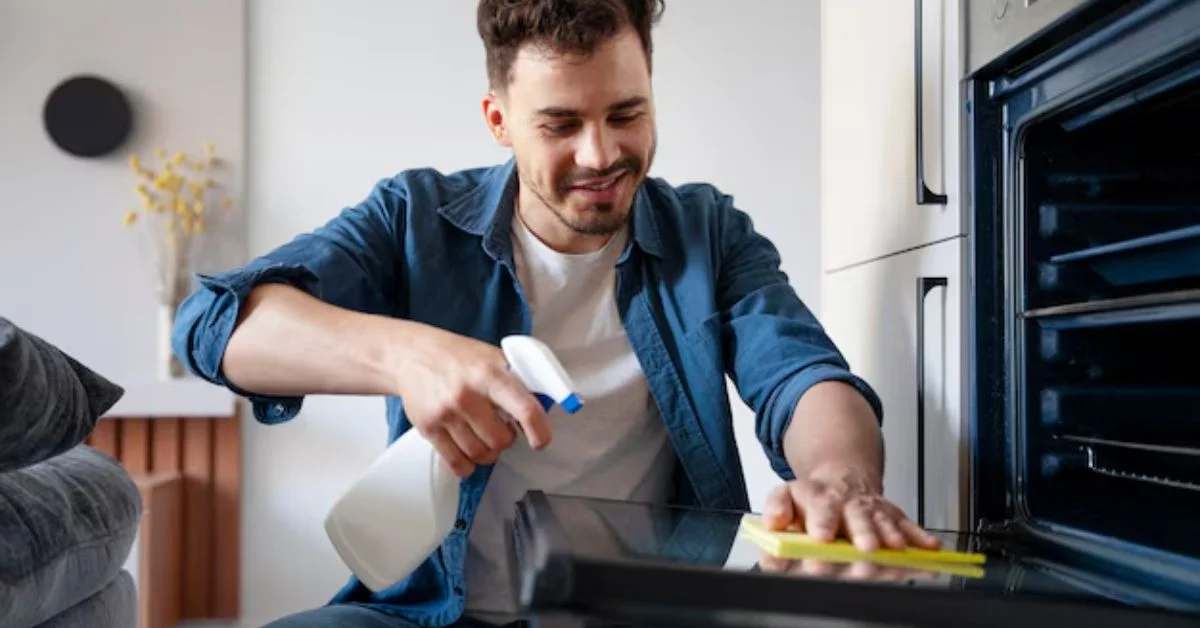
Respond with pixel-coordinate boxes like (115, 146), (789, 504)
(966, 0), (1200, 604)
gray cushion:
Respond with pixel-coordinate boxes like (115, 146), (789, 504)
(35, 569), (136, 628)
(0, 446), (142, 628)
(0, 317), (125, 473)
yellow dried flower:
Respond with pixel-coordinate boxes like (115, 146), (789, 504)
(124, 142), (235, 265)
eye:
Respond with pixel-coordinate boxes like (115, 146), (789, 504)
(541, 121), (579, 136)
(610, 112), (643, 126)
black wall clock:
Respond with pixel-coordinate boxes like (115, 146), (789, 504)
(42, 75), (134, 158)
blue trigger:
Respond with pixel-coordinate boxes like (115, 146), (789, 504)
(534, 393), (555, 411)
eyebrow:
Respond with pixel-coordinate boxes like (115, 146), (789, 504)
(535, 96), (648, 118)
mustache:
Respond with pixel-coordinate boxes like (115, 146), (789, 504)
(560, 157), (641, 189)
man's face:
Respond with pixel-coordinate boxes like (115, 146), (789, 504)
(484, 27), (656, 246)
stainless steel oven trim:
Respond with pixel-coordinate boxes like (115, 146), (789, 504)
(965, 0), (1096, 76)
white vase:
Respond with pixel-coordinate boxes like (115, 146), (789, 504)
(157, 301), (185, 380)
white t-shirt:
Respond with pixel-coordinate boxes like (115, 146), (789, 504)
(463, 211), (677, 620)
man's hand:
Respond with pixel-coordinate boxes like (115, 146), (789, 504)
(391, 325), (551, 478)
(762, 465), (940, 553)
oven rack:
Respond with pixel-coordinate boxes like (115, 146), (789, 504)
(1053, 434), (1200, 493)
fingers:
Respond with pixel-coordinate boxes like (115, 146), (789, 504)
(789, 481), (839, 542)
(842, 497), (880, 553)
(485, 367), (552, 450)
(456, 392), (517, 455)
(424, 427), (475, 478)
(777, 479), (941, 552)
(757, 553), (790, 573)
(873, 509), (908, 550)
(898, 517), (942, 548)
(842, 560), (880, 581)
(445, 419), (496, 466)
(763, 483), (798, 531)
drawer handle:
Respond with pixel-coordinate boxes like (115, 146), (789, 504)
(916, 276), (948, 527)
(915, 0), (948, 205)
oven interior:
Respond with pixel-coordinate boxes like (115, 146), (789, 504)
(1016, 57), (1200, 566)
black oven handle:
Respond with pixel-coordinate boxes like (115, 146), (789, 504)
(915, 0), (948, 205)
(915, 276), (947, 528)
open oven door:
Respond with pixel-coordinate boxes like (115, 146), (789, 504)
(507, 491), (1200, 628)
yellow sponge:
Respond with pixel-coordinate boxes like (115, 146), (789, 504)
(738, 515), (986, 578)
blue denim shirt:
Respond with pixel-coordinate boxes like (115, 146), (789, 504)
(172, 159), (882, 627)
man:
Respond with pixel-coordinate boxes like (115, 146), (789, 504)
(173, 1), (940, 626)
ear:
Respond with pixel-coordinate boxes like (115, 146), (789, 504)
(482, 91), (512, 149)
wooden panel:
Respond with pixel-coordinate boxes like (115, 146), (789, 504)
(92, 412), (241, 622)
(181, 419), (214, 617)
(122, 419), (151, 475)
(211, 415), (242, 618)
(134, 472), (184, 628)
(89, 420), (120, 459)
(152, 418), (182, 472)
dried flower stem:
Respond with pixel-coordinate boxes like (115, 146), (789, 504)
(124, 143), (236, 305)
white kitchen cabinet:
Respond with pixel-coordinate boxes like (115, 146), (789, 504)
(820, 237), (964, 531)
(820, 0), (963, 271)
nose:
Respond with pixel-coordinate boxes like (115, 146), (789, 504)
(575, 124), (618, 172)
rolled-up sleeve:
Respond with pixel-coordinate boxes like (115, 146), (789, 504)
(711, 191), (883, 481)
(171, 177), (407, 424)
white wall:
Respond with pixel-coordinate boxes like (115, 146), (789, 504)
(222, 2), (823, 624)
(0, 0), (246, 410)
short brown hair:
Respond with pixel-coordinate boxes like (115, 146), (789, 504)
(477, 0), (666, 90)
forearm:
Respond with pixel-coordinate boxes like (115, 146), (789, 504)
(782, 381), (884, 488)
(220, 283), (412, 398)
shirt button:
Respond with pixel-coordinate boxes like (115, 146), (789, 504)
(454, 518), (466, 530)
(454, 586), (464, 596)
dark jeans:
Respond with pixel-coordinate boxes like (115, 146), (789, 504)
(260, 605), (522, 628)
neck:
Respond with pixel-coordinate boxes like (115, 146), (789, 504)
(516, 185), (613, 255)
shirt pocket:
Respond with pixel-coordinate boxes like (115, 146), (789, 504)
(680, 312), (729, 407)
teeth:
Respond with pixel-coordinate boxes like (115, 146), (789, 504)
(581, 173), (621, 191)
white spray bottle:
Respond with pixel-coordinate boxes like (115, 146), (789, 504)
(323, 335), (583, 593)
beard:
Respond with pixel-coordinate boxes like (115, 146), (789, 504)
(515, 129), (658, 239)
(533, 149), (654, 237)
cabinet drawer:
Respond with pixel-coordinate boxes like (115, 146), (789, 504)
(819, 236), (965, 530)
(820, 0), (964, 269)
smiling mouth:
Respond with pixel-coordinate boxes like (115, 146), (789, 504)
(569, 170), (627, 192)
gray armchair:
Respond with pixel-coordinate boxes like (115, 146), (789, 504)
(0, 316), (141, 628)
